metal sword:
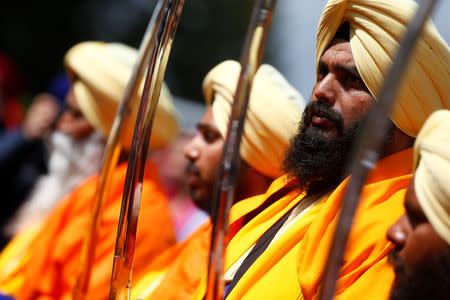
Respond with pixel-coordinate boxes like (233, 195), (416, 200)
(72, 1), (168, 299)
(108, 0), (184, 299)
(205, 1), (277, 299)
(318, 1), (438, 299)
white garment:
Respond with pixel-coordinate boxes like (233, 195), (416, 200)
(4, 130), (105, 236)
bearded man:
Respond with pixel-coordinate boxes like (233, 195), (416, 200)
(190, 0), (450, 299)
(4, 88), (105, 236)
(0, 41), (179, 300)
(387, 109), (450, 300)
(128, 60), (306, 300)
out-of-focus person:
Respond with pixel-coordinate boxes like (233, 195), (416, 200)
(0, 41), (179, 300)
(151, 129), (208, 241)
(4, 87), (105, 237)
(131, 60), (305, 300)
(387, 109), (450, 300)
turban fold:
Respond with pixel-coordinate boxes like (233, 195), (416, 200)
(202, 60), (306, 179)
(316, 0), (450, 137)
(413, 109), (450, 246)
(64, 41), (179, 150)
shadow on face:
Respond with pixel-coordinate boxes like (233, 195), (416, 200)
(387, 177), (450, 299)
(56, 87), (95, 140)
(183, 107), (224, 213)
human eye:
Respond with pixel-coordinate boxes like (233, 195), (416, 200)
(344, 74), (363, 86)
(202, 130), (221, 144)
(405, 205), (427, 229)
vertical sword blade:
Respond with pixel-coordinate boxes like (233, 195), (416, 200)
(108, 1), (185, 299)
(205, 0), (277, 299)
(72, 1), (168, 299)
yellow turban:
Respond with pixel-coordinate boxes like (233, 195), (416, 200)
(202, 60), (306, 179)
(413, 109), (450, 245)
(316, 0), (450, 137)
(64, 41), (179, 150)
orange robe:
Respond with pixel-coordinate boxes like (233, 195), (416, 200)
(192, 148), (413, 299)
(131, 221), (211, 300)
(131, 188), (274, 300)
(13, 161), (176, 300)
(0, 225), (40, 295)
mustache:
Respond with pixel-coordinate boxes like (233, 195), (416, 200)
(388, 249), (398, 264)
(185, 161), (200, 176)
(388, 249), (404, 272)
(303, 101), (344, 132)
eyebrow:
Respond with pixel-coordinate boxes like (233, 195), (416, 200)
(334, 63), (361, 78)
(318, 59), (361, 78)
(404, 200), (427, 221)
(196, 123), (217, 131)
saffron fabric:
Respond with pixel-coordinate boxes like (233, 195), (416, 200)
(2, 162), (176, 300)
(191, 149), (413, 299)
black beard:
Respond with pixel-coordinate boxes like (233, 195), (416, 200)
(389, 249), (450, 300)
(283, 101), (357, 194)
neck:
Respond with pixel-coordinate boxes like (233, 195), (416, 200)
(234, 162), (272, 203)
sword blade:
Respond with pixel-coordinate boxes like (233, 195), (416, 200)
(205, 1), (277, 299)
(108, 1), (184, 299)
(73, 1), (167, 299)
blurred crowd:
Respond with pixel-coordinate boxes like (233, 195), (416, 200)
(0, 50), (206, 249)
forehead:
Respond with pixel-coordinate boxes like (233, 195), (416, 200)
(198, 106), (218, 128)
(320, 39), (356, 67)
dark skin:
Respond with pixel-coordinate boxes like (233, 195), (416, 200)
(184, 107), (271, 214)
(387, 177), (450, 299)
(387, 177), (450, 279)
(313, 39), (414, 158)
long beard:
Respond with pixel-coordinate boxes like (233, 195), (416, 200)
(283, 101), (358, 194)
(4, 131), (105, 236)
(389, 249), (450, 300)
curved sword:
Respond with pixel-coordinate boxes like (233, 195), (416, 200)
(108, 1), (184, 299)
(205, 1), (277, 299)
(73, 1), (168, 299)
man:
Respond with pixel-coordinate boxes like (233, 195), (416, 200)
(189, 0), (450, 299)
(3, 88), (105, 236)
(129, 60), (306, 299)
(387, 109), (450, 300)
(150, 130), (209, 241)
(0, 41), (180, 300)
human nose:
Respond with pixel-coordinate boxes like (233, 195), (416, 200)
(184, 135), (200, 161)
(387, 215), (409, 249)
(312, 74), (337, 106)
(55, 111), (72, 133)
